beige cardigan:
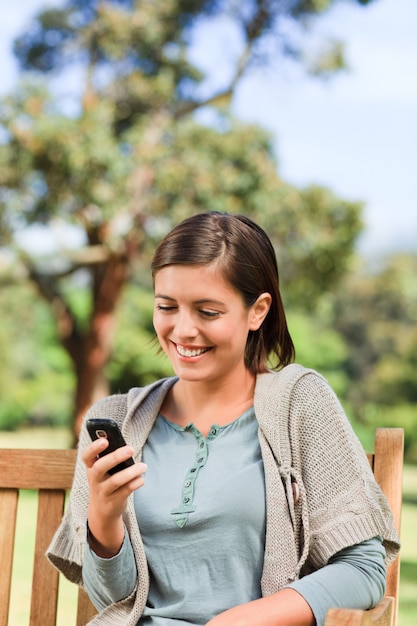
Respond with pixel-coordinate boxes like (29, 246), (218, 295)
(47, 364), (400, 626)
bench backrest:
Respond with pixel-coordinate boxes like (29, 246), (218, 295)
(0, 448), (96, 626)
(325, 427), (404, 626)
(367, 428), (403, 611)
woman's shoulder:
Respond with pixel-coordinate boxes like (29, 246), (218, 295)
(255, 363), (327, 398)
(254, 364), (340, 439)
(85, 376), (178, 423)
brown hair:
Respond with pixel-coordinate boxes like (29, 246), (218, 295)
(151, 211), (295, 373)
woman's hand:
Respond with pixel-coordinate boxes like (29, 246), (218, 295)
(205, 589), (315, 626)
(83, 437), (146, 558)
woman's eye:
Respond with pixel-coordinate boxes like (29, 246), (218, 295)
(155, 305), (221, 318)
(200, 310), (221, 318)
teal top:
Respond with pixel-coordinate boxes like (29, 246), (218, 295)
(83, 408), (386, 625)
(136, 408), (266, 624)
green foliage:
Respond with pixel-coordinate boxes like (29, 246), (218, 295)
(286, 306), (348, 396)
(0, 83), (132, 229)
(13, 1), (375, 84)
(364, 403), (417, 464)
(333, 254), (417, 414)
(330, 253), (417, 463)
(0, 401), (26, 432)
(106, 283), (174, 392)
(0, 280), (74, 430)
(271, 185), (363, 307)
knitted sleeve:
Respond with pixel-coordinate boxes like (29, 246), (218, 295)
(46, 393), (130, 585)
(288, 371), (400, 570)
(287, 536), (387, 626)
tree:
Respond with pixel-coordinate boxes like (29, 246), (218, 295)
(0, 0), (368, 438)
(332, 253), (417, 461)
(333, 254), (417, 416)
(0, 278), (74, 430)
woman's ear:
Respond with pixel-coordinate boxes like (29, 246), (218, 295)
(249, 293), (272, 331)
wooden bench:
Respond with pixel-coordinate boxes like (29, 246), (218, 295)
(324, 428), (403, 626)
(0, 427), (403, 626)
(0, 448), (96, 626)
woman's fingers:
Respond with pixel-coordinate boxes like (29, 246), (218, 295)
(83, 439), (135, 475)
(107, 461), (147, 494)
(82, 437), (109, 468)
(93, 444), (135, 477)
(83, 439), (146, 490)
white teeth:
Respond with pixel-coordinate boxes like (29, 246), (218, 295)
(177, 345), (208, 357)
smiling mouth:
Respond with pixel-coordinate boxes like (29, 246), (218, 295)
(176, 344), (211, 358)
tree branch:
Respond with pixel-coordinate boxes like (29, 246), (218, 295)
(174, 1), (272, 120)
(18, 251), (79, 352)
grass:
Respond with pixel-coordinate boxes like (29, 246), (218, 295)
(399, 465), (417, 626)
(0, 426), (73, 449)
(1, 427), (416, 624)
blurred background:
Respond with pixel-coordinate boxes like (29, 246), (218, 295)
(0, 0), (416, 622)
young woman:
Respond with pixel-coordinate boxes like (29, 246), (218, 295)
(48, 211), (400, 626)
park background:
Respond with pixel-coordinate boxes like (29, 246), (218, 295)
(0, 0), (416, 623)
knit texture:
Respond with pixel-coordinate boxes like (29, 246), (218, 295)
(47, 364), (400, 625)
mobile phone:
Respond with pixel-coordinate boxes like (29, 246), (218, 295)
(86, 418), (135, 475)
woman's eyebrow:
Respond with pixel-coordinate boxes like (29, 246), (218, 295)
(194, 299), (225, 306)
(154, 294), (175, 300)
(155, 294), (225, 306)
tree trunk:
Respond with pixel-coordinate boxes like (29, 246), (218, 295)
(66, 254), (129, 442)
(71, 333), (113, 444)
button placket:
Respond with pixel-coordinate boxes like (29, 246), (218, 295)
(170, 424), (210, 528)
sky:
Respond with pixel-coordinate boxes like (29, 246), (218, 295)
(1, 0), (416, 260)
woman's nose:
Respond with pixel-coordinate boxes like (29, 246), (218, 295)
(174, 310), (198, 339)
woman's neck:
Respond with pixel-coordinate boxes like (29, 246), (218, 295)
(162, 369), (256, 435)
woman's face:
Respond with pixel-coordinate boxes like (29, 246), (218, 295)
(153, 264), (269, 385)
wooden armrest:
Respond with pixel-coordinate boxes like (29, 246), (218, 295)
(324, 596), (393, 626)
